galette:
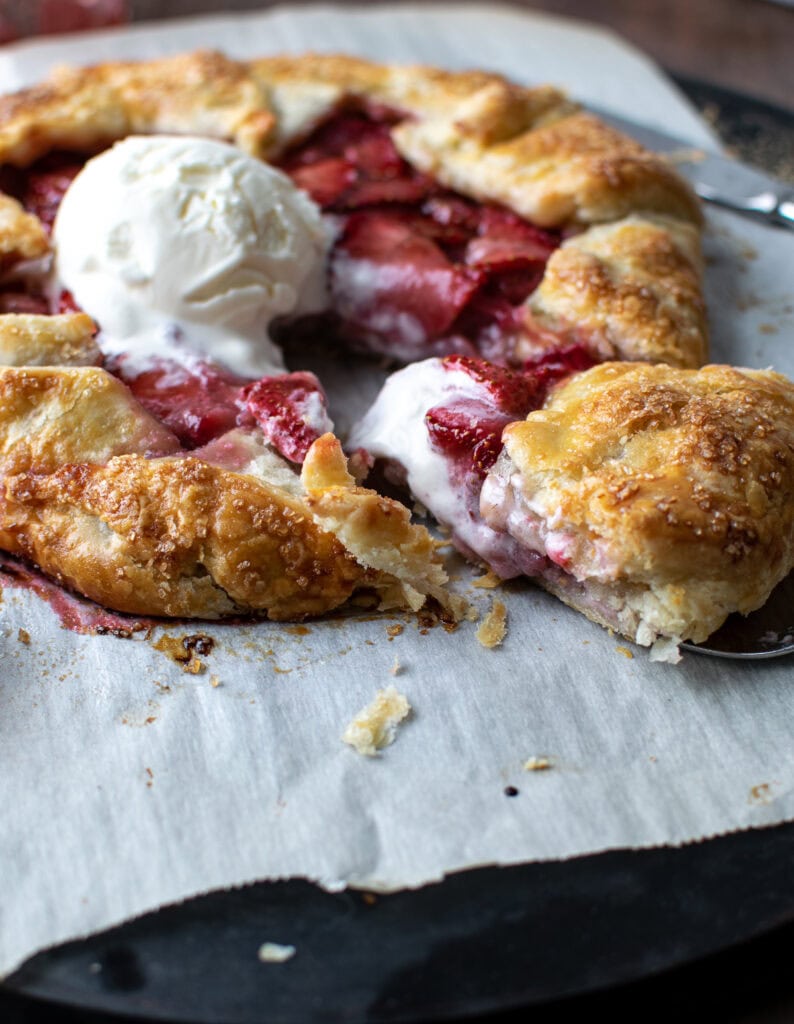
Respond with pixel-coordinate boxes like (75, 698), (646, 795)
(0, 50), (791, 654)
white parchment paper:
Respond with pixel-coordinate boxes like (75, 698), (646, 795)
(1, 3), (794, 980)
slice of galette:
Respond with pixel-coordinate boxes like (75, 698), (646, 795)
(481, 362), (794, 653)
(0, 314), (448, 619)
(353, 356), (794, 655)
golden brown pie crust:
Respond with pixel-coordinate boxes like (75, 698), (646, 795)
(0, 362), (449, 619)
(500, 362), (794, 643)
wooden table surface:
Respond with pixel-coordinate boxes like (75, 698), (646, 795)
(129, 0), (794, 110)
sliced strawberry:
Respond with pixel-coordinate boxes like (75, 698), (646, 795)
(110, 352), (333, 463)
(522, 343), (596, 389)
(442, 354), (544, 415)
(341, 176), (432, 209)
(286, 116), (434, 211)
(345, 129), (406, 177)
(0, 290), (50, 315)
(20, 155), (84, 232)
(290, 157), (357, 207)
(241, 371), (331, 464)
(284, 113), (381, 168)
(427, 348), (593, 480)
(58, 290), (83, 314)
(466, 208), (559, 269)
(423, 195), (480, 234)
(465, 209), (559, 304)
(110, 354), (246, 449)
(331, 212), (482, 350)
(426, 400), (514, 479)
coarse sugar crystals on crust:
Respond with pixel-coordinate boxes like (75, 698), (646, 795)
(522, 215), (706, 368)
(482, 362), (794, 647)
(0, 51), (276, 167)
(0, 363), (451, 620)
(0, 312), (100, 366)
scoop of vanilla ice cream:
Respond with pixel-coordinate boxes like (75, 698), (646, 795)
(53, 135), (329, 376)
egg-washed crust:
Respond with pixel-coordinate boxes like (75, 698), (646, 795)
(501, 362), (794, 641)
(0, 50), (706, 368)
(0, 312), (100, 366)
(1, 454), (372, 620)
(0, 366), (449, 619)
(301, 434), (451, 613)
(0, 193), (50, 268)
(522, 215), (706, 368)
(0, 51), (275, 168)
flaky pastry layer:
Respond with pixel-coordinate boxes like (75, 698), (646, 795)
(0, 193), (50, 268)
(491, 362), (794, 643)
(0, 366), (449, 619)
(0, 312), (100, 367)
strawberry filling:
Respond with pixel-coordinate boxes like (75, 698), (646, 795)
(0, 108), (565, 467)
(241, 371), (332, 464)
(3, 152), (84, 234)
(108, 353), (247, 449)
(6, 110), (561, 365)
(330, 212), (483, 352)
(109, 353), (330, 463)
(277, 105), (560, 362)
(426, 346), (595, 480)
(0, 289), (51, 314)
(279, 109), (436, 212)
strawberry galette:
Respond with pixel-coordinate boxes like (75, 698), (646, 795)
(0, 51), (792, 652)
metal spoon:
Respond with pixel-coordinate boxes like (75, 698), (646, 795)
(682, 572), (794, 659)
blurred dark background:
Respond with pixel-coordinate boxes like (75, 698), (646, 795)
(1, 1), (792, 109)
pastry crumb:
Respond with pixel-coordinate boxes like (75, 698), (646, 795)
(472, 569), (502, 590)
(17, 627), (30, 644)
(342, 685), (411, 757)
(210, 674), (221, 688)
(523, 756), (552, 772)
(386, 623), (404, 638)
(615, 645), (634, 659)
(758, 323), (778, 335)
(476, 599), (507, 648)
(257, 942), (296, 964)
(449, 593), (474, 622)
(749, 782), (774, 806)
(649, 636), (682, 664)
(389, 656), (402, 676)
(153, 632), (214, 673)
